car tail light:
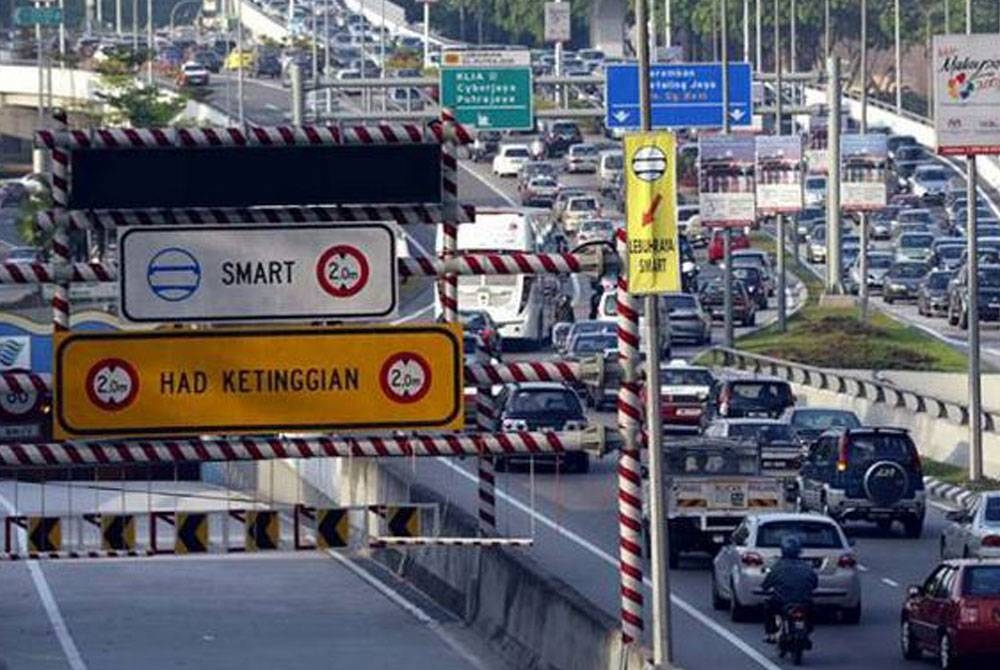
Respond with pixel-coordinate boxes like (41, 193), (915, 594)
(960, 604), (980, 624)
(837, 553), (857, 569)
(740, 552), (764, 566)
(837, 433), (850, 472)
(718, 385), (731, 416)
(983, 535), (1000, 547)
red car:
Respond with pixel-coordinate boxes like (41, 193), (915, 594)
(707, 229), (750, 263)
(901, 559), (1000, 668)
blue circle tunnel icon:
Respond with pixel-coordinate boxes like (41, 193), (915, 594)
(147, 247), (201, 302)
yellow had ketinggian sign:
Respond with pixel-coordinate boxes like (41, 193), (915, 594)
(53, 325), (464, 439)
(624, 132), (681, 294)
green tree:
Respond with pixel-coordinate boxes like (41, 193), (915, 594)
(94, 53), (187, 127)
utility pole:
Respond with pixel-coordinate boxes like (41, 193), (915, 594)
(775, 0), (786, 332)
(116, 0), (122, 35)
(894, 0), (902, 114)
(665, 0), (672, 48)
(966, 0), (983, 482)
(755, 0), (762, 72)
(789, 0), (796, 73)
(826, 56), (842, 294)
(743, 0), (750, 63)
(859, 0), (869, 320)
(422, 0), (430, 68)
(636, 5), (672, 665)
(555, 0), (564, 107)
(722, 0), (734, 349)
(237, 0), (245, 126)
(824, 0), (831, 61)
(146, 0), (153, 83)
(325, 0), (331, 117)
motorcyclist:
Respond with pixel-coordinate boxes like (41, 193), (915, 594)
(761, 536), (817, 644)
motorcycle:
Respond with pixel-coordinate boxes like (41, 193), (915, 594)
(775, 604), (812, 666)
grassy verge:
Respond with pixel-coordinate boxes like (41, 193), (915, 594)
(697, 232), (967, 371)
(922, 458), (1000, 493)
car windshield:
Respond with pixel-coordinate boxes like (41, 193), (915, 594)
(963, 566), (1000, 597)
(664, 294), (697, 310)
(847, 433), (915, 462)
(791, 410), (861, 430)
(666, 449), (758, 476)
(581, 220), (614, 233)
(900, 211), (932, 224)
(729, 382), (792, 404)
(732, 267), (760, 283)
(572, 145), (597, 156)
(900, 233), (934, 248)
(979, 268), (1000, 288)
(569, 198), (599, 211)
(509, 390), (581, 415)
(891, 263), (927, 278)
(756, 521), (844, 549)
(570, 321), (615, 336)
(938, 246), (963, 259)
(927, 272), (953, 289)
(552, 123), (578, 135)
(570, 334), (617, 354)
(805, 177), (826, 189)
(917, 168), (947, 182)
(985, 497), (1000, 524)
(531, 177), (557, 188)
(868, 255), (893, 269)
(661, 368), (713, 386)
(505, 147), (529, 158)
(727, 423), (795, 442)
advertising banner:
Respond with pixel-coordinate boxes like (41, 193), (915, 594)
(624, 132), (680, 294)
(698, 135), (756, 226)
(933, 34), (1000, 155)
(755, 135), (804, 214)
(840, 134), (888, 211)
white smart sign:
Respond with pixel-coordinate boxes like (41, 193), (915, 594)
(119, 224), (397, 323)
(933, 34), (1000, 155)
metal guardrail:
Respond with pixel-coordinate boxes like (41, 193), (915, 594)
(707, 346), (998, 433)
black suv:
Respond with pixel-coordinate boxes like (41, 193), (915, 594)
(947, 263), (1000, 329)
(714, 378), (794, 419)
(543, 120), (583, 158)
(494, 382), (588, 472)
(798, 427), (925, 537)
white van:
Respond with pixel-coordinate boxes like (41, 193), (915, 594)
(598, 149), (624, 191)
(438, 208), (558, 346)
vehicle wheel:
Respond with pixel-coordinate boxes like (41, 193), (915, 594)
(877, 518), (893, 535)
(947, 304), (959, 326)
(668, 543), (680, 570)
(959, 307), (969, 330)
(885, 295), (894, 304)
(729, 579), (750, 622)
(821, 497), (837, 522)
(901, 617), (921, 660)
(749, 312), (757, 326)
(903, 516), (923, 539)
(711, 570), (728, 611)
(939, 632), (962, 669)
(842, 602), (862, 625)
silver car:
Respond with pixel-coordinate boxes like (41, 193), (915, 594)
(711, 513), (862, 623)
(940, 490), (1000, 559)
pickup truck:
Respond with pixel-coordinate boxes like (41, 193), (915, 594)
(643, 438), (790, 568)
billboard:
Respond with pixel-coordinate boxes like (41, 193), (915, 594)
(698, 135), (756, 226)
(933, 34), (1000, 155)
(840, 134), (888, 211)
(755, 136), (804, 214)
(624, 132), (681, 294)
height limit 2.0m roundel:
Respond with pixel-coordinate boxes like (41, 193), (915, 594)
(631, 146), (668, 182)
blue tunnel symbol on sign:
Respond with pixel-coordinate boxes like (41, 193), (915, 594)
(147, 247), (201, 302)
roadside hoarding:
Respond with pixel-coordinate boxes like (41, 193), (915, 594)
(698, 135), (756, 226)
(54, 325), (464, 439)
(118, 224), (397, 323)
(755, 136), (804, 214)
(624, 132), (680, 294)
(933, 34), (1000, 155)
(543, 1), (571, 43)
(840, 134), (888, 211)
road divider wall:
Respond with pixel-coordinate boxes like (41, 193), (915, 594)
(205, 457), (648, 670)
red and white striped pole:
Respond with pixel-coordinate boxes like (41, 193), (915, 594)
(615, 228), (645, 644)
(474, 334), (497, 535)
(50, 108), (70, 332)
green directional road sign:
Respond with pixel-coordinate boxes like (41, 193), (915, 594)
(14, 5), (63, 26)
(440, 51), (533, 131)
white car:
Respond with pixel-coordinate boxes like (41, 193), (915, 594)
(940, 491), (1000, 559)
(575, 218), (616, 245)
(177, 61), (210, 86)
(910, 164), (950, 204)
(492, 144), (531, 178)
(804, 174), (827, 208)
(560, 194), (602, 233)
(564, 143), (599, 173)
(712, 513), (862, 623)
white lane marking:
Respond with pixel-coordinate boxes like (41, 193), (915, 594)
(393, 303), (434, 324)
(881, 578), (900, 588)
(435, 458), (784, 670)
(930, 500), (961, 513)
(459, 163), (518, 207)
(0, 493), (87, 670)
(857, 564), (869, 573)
(326, 550), (491, 670)
(265, 103), (279, 110)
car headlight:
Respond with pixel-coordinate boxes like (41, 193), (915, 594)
(502, 419), (528, 431)
(563, 420), (585, 430)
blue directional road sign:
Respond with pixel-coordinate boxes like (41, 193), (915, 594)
(605, 63), (753, 130)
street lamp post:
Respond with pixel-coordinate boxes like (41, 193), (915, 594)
(966, 0), (984, 483)
(789, 0), (796, 73)
(775, 0), (786, 332)
(825, 0), (831, 61)
(756, 0), (762, 71)
(895, 0), (902, 114)
(722, 0), (734, 349)
(859, 0), (870, 321)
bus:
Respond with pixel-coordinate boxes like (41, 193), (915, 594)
(438, 208), (560, 347)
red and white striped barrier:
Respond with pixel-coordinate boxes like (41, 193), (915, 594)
(369, 537), (532, 548)
(50, 110), (70, 333)
(0, 262), (116, 284)
(36, 204), (477, 230)
(465, 360), (582, 386)
(0, 429), (605, 466)
(35, 124), (446, 149)
(400, 247), (612, 278)
(0, 371), (51, 395)
(615, 225), (644, 644)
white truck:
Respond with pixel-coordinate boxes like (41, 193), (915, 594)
(643, 438), (790, 568)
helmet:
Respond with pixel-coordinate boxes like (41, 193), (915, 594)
(780, 536), (803, 559)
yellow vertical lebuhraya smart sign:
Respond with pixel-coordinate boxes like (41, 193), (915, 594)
(624, 132), (680, 294)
